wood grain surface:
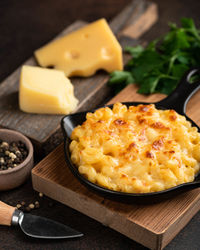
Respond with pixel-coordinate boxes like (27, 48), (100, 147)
(0, 201), (15, 226)
(0, 0), (158, 156)
(32, 84), (200, 250)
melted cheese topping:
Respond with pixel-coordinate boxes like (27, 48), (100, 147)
(70, 103), (200, 193)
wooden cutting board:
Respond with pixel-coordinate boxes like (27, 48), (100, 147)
(0, 0), (158, 156)
(32, 84), (200, 250)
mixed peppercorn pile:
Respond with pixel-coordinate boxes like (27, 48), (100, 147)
(0, 140), (28, 170)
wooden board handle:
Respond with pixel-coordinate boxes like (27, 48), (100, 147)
(120, 2), (158, 39)
(110, 0), (158, 39)
(0, 201), (15, 226)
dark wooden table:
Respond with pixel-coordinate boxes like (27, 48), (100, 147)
(1, 0), (200, 249)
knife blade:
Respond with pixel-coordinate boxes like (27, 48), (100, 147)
(0, 201), (83, 239)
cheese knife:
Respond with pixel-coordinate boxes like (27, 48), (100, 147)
(0, 201), (83, 239)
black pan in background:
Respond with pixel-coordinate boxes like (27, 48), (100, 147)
(61, 68), (200, 203)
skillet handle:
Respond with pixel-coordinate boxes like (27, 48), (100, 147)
(156, 68), (200, 114)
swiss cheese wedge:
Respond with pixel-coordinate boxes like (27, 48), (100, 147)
(34, 19), (123, 77)
(19, 65), (78, 115)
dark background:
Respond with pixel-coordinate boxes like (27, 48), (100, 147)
(1, 0), (200, 249)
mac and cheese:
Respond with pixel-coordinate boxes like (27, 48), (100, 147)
(69, 103), (200, 193)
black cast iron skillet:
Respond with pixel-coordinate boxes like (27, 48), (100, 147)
(61, 68), (200, 202)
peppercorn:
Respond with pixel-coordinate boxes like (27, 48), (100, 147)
(16, 204), (22, 209)
(39, 192), (43, 197)
(35, 201), (40, 208)
(29, 203), (35, 209)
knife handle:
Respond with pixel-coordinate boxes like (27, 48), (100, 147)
(0, 201), (16, 226)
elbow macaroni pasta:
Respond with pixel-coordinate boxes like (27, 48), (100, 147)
(69, 103), (200, 193)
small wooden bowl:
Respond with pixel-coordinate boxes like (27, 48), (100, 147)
(0, 129), (34, 191)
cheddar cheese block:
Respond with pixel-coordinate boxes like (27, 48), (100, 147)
(19, 65), (78, 115)
(34, 19), (123, 77)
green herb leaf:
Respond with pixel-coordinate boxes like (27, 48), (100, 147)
(108, 71), (134, 85)
(172, 64), (189, 78)
(125, 45), (144, 58)
(138, 76), (160, 94)
(176, 52), (190, 64)
(181, 17), (196, 31)
(181, 17), (200, 41)
(157, 78), (178, 95)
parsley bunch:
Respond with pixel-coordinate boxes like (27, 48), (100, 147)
(108, 18), (200, 94)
